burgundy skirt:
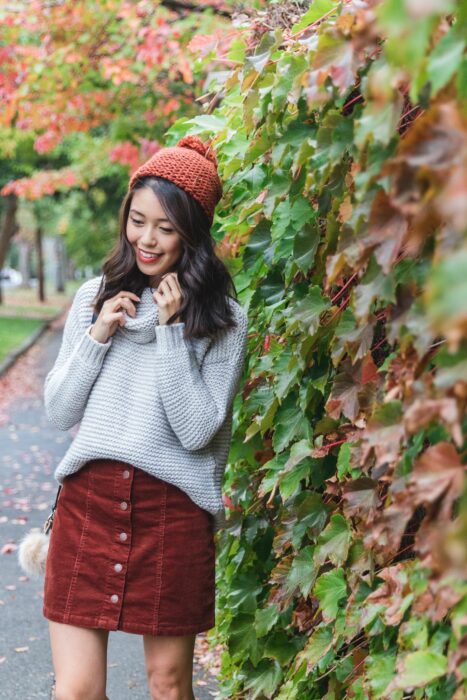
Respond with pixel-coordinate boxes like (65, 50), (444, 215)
(43, 459), (216, 635)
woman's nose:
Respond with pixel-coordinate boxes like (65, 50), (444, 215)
(140, 229), (159, 246)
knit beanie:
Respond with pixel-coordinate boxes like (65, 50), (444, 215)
(128, 135), (223, 224)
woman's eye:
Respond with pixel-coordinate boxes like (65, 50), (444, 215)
(130, 218), (172, 232)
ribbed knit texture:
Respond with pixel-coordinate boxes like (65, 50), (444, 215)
(43, 276), (248, 533)
(128, 135), (223, 223)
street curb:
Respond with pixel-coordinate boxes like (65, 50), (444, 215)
(0, 309), (65, 378)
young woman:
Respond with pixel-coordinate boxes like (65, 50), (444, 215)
(41, 135), (248, 700)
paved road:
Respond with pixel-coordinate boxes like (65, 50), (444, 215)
(0, 324), (220, 699)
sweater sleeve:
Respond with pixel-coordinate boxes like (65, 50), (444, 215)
(43, 283), (112, 430)
(153, 304), (248, 452)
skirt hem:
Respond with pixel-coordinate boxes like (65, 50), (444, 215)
(43, 606), (215, 636)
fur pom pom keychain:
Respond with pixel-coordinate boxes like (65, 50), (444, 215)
(18, 484), (62, 577)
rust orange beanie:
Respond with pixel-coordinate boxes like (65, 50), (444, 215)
(128, 135), (223, 224)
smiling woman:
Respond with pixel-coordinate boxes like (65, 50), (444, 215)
(91, 137), (238, 340)
(126, 186), (184, 290)
(35, 135), (249, 700)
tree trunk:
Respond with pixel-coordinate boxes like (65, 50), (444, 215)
(35, 226), (45, 302)
(18, 240), (32, 288)
(54, 236), (66, 292)
(0, 194), (19, 305)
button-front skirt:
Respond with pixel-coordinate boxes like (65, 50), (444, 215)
(43, 459), (216, 635)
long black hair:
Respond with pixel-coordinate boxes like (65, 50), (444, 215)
(92, 176), (239, 340)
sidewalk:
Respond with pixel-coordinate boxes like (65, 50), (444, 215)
(0, 319), (220, 699)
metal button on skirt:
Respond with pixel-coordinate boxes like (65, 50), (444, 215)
(43, 459), (216, 636)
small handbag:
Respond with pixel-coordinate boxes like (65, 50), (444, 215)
(17, 309), (99, 577)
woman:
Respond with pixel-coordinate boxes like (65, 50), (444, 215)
(42, 135), (248, 700)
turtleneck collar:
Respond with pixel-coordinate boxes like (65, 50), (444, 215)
(117, 286), (160, 344)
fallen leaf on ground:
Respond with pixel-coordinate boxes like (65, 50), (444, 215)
(1, 543), (18, 554)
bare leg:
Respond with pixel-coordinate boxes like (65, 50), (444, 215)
(48, 620), (110, 700)
(143, 633), (197, 700)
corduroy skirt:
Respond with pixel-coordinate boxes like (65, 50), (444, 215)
(42, 458), (216, 636)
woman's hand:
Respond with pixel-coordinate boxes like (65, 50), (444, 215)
(153, 273), (183, 326)
(90, 291), (141, 343)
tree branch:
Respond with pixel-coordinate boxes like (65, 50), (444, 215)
(160, 0), (232, 18)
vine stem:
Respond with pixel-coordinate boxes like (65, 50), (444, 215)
(375, 310), (388, 321)
(266, 480), (279, 507)
(326, 295), (351, 325)
(371, 336), (387, 353)
(312, 638), (369, 684)
(331, 273), (359, 303)
(398, 104), (422, 125)
(342, 93), (364, 112)
(323, 438), (347, 449)
(429, 339), (446, 349)
(341, 653), (368, 684)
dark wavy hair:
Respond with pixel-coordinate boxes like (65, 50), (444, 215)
(92, 176), (239, 340)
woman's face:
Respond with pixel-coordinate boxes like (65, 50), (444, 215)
(126, 187), (183, 288)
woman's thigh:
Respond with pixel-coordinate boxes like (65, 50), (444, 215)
(143, 633), (196, 697)
(48, 620), (109, 698)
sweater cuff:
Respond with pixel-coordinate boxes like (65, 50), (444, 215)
(75, 325), (113, 365)
(155, 323), (186, 353)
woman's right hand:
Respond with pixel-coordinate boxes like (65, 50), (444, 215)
(89, 291), (141, 343)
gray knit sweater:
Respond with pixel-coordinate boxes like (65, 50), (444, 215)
(44, 275), (248, 533)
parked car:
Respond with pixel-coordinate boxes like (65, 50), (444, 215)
(0, 267), (23, 287)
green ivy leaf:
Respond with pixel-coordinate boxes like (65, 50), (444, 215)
(227, 36), (247, 63)
(395, 650), (448, 689)
(273, 396), (312, 453)
(255, 603), (280, 638)
(293, 490), (330, 540)
(290, 195), (314, 228)
(315, 568), (347, 621)
(295, 624), (334, 673)
(290, 0), (336, 34)
(286, 286), (330, 337)
(293, 220), (319, 274)
(427, 26), (465, 96)
(354, 93), (403, 147)
(337, 442), (352, 479)
(315, 514), (352, 567)
(278, 457), (312, 500)
(273, 349), (303, 400)
(186, 113), (226, 133)
(263, 630), (304, 665)
(228, 613), (259, 659)
(243, 658), (283, 699)
(287, 545), (317, 597)
(365, 652), (396, 696)
(426, 248), (467, 345)
(228, 570), (262, 613)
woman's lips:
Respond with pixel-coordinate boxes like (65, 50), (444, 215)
(137, 249), (163, 264)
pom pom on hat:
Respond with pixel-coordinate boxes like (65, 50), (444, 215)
(177, 135), (218, 166)
(128, 135), (222, 223)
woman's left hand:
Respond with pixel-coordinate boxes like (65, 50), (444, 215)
(153, 272), (184, 326)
